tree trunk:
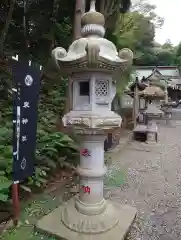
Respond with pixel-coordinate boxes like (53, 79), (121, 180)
(65, 0), (85, 113)
(0, 0), (15, 58)
(59, 0), (85, 133)
(73, 0), (85, 40)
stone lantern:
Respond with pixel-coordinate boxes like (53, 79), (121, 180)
(37, 1), (136, 239)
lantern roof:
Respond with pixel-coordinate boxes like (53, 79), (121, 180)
(52, 0), (133, 75)
(139, 86), (165, 99)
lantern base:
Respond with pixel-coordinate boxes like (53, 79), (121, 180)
(146, 132), (157, 144)
(61, 198), (118, 233)
(36, 197), (137, 240)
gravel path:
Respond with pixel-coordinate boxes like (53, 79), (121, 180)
(105, 120), (181, 240)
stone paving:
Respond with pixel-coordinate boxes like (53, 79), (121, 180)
(104, 120), (181, 240)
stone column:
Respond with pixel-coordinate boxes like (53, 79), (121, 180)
(164, 81), (171, 125)
(75, 133), (107, 215)
(133, 83), (139, 127)
(164, 81), (168, 104)
(165, 107), (172, 125)
(147, 131), (156, 143)
(60, 130), (120, 234)
(146, 122), (157, 143)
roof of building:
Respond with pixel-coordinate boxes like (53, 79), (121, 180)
(139, 86), (164, 98)
(130, 66), (181, 89)
(168, 78), (181, 87)
(134, 66), (180, 80)
(135, 66), (178, 69)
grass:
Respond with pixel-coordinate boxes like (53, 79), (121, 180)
(104, 166), (126, 187)
(1, 158), (126, 240)
(1, 181), (73, 240)
(104, 152), (126, 187)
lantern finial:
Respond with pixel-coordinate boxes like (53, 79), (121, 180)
(81, 0), (105, 37)
(90, 0), (96, 11)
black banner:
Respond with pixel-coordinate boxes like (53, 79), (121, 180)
(11, 58), (41, 182)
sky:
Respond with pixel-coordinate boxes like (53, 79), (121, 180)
(150, 0), (181, 46)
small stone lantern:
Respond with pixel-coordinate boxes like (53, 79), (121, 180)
(37, 1), (136, 239)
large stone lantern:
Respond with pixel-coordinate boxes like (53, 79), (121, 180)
(37, 1), (137, 239)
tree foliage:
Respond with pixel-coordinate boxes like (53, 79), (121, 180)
(110, 0), (181, 67)
(131, 0), (164, 28)
(0, 0), (76, 202)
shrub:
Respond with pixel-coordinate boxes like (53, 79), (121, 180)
(0, 75), (78, 203)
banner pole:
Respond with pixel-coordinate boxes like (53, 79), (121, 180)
(12, 181), (20, 226)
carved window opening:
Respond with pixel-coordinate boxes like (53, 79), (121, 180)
(95, 79), (109, 97)
(79, 81), (90, 96)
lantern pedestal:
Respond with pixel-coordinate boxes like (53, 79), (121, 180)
(37, 130), (136, 240)
(146, 131), (157, 143)
(37, 198), (136, 240)
(146, 122), (158, 144)
(165, 108), (172, 125)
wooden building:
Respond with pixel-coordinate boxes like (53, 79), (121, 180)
(105, 66), (181, 151)
(134, 66), (181, 101)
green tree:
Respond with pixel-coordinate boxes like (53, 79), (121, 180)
(114, 11), (156, 65)
(175, 42), (181, 65)
(131, 0), (164, 28)
(155, 50), (175, 66)
(0, 0), (15, 57)
(162, 39), (173, 49)
(151, 40), (176, 66)
(0, 0), (74, 63)
(110, 0), (165, 66)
